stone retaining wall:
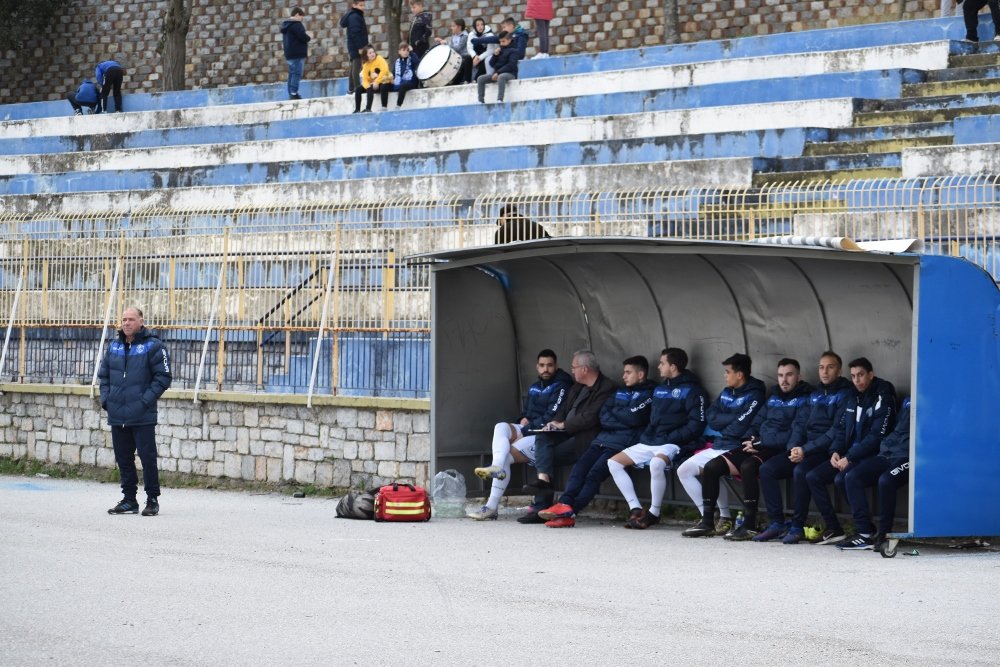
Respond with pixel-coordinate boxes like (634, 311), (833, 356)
(0, 386), (431, 490)
(1, 1), (942, 103)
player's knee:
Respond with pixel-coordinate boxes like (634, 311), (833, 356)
(649, 456), (667, 475)
(608, 458), (625, 473)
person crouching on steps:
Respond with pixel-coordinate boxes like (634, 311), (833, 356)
(355, 44), (392, 112)
(477, 30), (519, 104)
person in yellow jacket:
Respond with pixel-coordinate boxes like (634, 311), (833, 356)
(354, 44), (393, 112)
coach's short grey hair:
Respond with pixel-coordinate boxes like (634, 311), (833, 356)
(572, 349), (599, 372)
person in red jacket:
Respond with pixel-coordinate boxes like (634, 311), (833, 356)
(525, 0), (554, 58)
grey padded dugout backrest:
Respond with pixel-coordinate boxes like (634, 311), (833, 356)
(429, 239), (915, 482)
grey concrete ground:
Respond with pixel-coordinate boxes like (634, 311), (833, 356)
(1, 475), (998, 666)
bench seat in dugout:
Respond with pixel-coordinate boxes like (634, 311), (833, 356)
(425, 238), (1000, 540)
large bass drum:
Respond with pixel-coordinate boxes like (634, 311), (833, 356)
(416, 44), (461, 88)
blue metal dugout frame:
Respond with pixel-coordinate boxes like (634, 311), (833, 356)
(425, 239), (1000, 540)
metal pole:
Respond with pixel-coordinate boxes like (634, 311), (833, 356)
(89, 258), (122, 399)
(0, 272), (24, 388)
(193, 262), (225, 404)
(307, 251), (337, 408)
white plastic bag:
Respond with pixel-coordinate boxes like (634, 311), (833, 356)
(430, 469), (467, 518)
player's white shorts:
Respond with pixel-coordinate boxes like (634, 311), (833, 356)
(512, 434), (537, 463)
(620, 443), (681, 468)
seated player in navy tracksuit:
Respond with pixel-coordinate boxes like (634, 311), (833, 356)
(607, 347), (709, 530)
(537, 356), (655, 527)
(755, 351), (854, 544)
(806, 356), (896, 546)
(835, 396), (911, 551)
(679, 353), (766, 538)
(698, 357), (813, 541)
(467, 348), (573, 521)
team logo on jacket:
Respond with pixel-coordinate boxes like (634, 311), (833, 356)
(135, 344), (146, 354)
(672, 388), (681, 398)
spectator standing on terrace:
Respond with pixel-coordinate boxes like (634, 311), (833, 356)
(408, 0), (434, 57)
(477, 30), (521, 104)
(67, 78), (101, 115)
(281, 7), (311, 100)
(339, 0), (369, 95)
(525, 0), (554, 58)
(354, 44), (392, 112)
(95, 60), (124, 113)
(436, 18), (472, 84)
(101, 308), (172, 517)
(958, 0), (1000, 42)
(392, 42), (422, 108)
(493, 204), (550, 243)
(468, 18), (496, 80)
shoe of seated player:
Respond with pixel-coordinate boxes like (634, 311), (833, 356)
(724, 524), (754, 541)
(545, 516), (576, 528)
(474, 465), (506, 481)
(108, 498), (139, 515)
(816, 528), (847, 545)
(715, 518), (733, 535)
(467, 505), (499, 521)
(624, 507), (644, 529)
(838, 533), (875, 550)
(682, 518), (715, 537)
(782, 527), (805, 544)
(636, 512), (660, 530)
(516, 509), (546, 524)
(752, 521), (785, 542)
(538, 502), (574, 520)
(521, 478), (552, 494)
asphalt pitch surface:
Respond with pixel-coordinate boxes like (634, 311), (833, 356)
(2, 475), (998, 666)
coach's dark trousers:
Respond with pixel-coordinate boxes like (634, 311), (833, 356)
(112, 423), (160, 500)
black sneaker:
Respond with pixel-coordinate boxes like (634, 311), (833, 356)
(838, 533), (874, 550)
(108, 499), (139, 514)
(516, 510), (546, 524)
(521, 479), (553, 494)
(141, 498), (159, 516)
(624, 507), (644, 529)
(817, 528), (846, 545)
(682, 519), (716, 537)
(724, 525), (755, 541)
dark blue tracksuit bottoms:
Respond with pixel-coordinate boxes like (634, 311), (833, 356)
(835, 455), (909, 535)
(557, 442), (616, 514)
(759, 451), (827, 527)
(111, 423), (160, 500)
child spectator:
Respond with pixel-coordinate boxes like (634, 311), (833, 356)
(436, 18), (472, 84)
(525, 0), (553, 58)
(472, 16), (529, 61)
(477, 31), (520, 104)
(392, 42), (422, 108)
(95, 59), (125, 112)
(339, 0), (369, 96)
(67, 78), (101, 115)
(408, 0), (434, 57)
(354, 44), (392, 112)
(468, 18), (495, 80)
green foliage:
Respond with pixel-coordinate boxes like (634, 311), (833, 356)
(0, 0), (72, 51)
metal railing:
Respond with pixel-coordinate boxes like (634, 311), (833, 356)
(0, 176), (997, 398)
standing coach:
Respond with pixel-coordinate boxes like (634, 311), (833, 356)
(100, 307), (172, 516)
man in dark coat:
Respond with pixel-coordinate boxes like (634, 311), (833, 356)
(100, 308), (172, 516)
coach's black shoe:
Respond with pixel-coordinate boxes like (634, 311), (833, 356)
(682, 518), (716, 537)
(521, 478), (552, 494)
(108, 498), (139, 515)
(516, 510), (546, 524)
(141, 497), (159, 516)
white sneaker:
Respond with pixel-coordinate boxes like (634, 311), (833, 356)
(467, 505), (499, 520)
(994, 34), (1000, 42)
(531, 52), (549, 60)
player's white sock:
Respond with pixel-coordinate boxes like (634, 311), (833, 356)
(485, 454), (513, 510)
(718, 479), (732, 520)
(677, 457), (704, 516)
(608, 458), (640, 510)
(490, 422), (514, 467)
(649, 456), (669, 516)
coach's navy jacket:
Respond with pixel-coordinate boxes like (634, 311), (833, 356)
(98, 327), (172, 427)
(592, 380), (655, 451)
(706, 376), (766, 451)
(521, 368), (573, 430)
(832, 376), (896, 462)
(638, 371), (709, 453)
(791, 376), (853, 455)
(879, 397), (911, 460)
(747, 380), (814, 451)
